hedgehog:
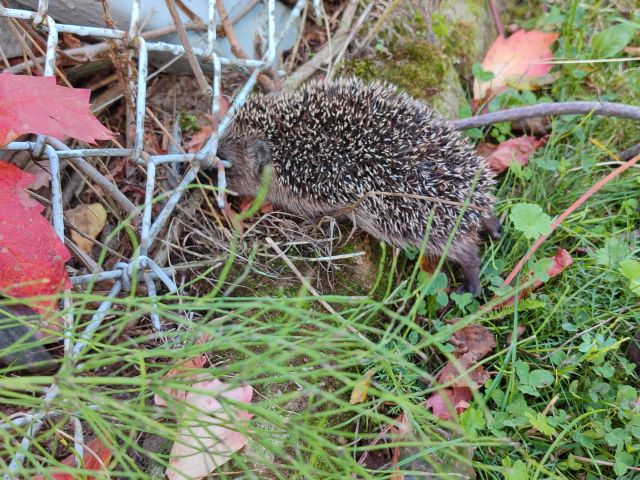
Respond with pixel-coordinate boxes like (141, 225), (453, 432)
(216, 78), (500, 295)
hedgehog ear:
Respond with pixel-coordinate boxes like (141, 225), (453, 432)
(248, 139), (272, 176)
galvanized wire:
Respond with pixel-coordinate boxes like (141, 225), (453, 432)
(0, 0), (307, 475)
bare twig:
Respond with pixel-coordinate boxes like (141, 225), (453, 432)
(621, 143), (640, 161)
(173, 0), (206, 27)
(330, 3), (374, 75)
(572, 455), (640, 472)
(453, 101), (640, 130)
(45, 137), (137, 216)
(7, 23), (207, 74)
(215, 0), (275, 92)
(164, 0), (211, 95)
(503, 154), (640, 287)
(266, 236), (337, 315)
(285, 0), (358, 90)
(359, 0), (402, 48)
(487, 0), (504, 37)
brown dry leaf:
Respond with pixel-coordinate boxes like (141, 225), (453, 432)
(165, 379), (253, 480)
(426, 323), (495, 419)
(450, 323), (496, 360)
(349, 369), (375, 404)
(65, 203), (107, 253)
(419, 255), (439, 274)
(437, 353), (491, 389)
(61, 32), (82, 49)
(24, 160), (52, 190)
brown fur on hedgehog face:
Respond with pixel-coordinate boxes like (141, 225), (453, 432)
(217, 136), (273, 197)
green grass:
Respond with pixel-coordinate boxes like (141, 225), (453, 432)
(2, 1), (640, 479)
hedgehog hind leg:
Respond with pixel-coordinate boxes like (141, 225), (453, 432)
(448, 239), (482, 297)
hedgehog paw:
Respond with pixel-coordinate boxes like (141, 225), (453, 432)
(456, 277), (482, 297)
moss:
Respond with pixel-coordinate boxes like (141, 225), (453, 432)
(341, 38), (449, 102)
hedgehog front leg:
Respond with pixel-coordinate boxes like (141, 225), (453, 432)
(449, 240), (482, 296)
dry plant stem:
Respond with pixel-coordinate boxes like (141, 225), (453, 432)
(0, 40), (11, 69)
(359, 0), (402, 48)
(265, 236), (338, 315)
(453, 101), (640, 130)
(164, 0), (211, 94)
(7, 23), (206, 74)
(572, 456), (640, 472)
(330, 3), (374, 73)
(65, 237), (104, 274)
(266, 237), (377, 347)
(487, 0), (504, 37)
(621, 143), (640, 161)
(503, 154), (640, 287)
(215, 0), (275, 92)
(173, 0), (206, 27)
(45, 137), (137, 216)
(285, 0), (358, 90)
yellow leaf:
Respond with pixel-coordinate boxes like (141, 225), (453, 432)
(349, 369), (375, 405)
(65, 203), (107, 253)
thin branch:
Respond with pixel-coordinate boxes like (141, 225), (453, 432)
(285, 0), (358, 90)
(265, 236), (338, 315)
(164, 0), (211, 95)
(173, 0), (206, 27)
(45, 137), (137, 217)
(621, 143), (640, 161)
(215, 0), (275, 92)
(487, 0), (504, 37)
(453, 101), (640, 130)
(503, 154), (640, 287)
(572, 455), (640, 472)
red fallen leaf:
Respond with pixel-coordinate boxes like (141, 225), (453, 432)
(473, 30), (559, 100)
(483, 136), (548, 173)
(165, 379), (253, 480)
(426, 323), (495, 419)
(187, 125), (214, 153)
(0, 73), (113, 146)
(425, 387), (472, 421)
(0, 161), (71, 314)
(154, 334), (211, 405)
(33, 437), (112, 480)
(495, 248), (573, 308)
(542, 247), (573, 279)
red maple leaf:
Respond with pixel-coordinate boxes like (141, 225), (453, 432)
(0, 73), (113, 146)
(33, 437), (112, 480)
(0, 161), (71, 313)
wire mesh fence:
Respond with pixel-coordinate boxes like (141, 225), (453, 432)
(0, 0), (312, 474)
